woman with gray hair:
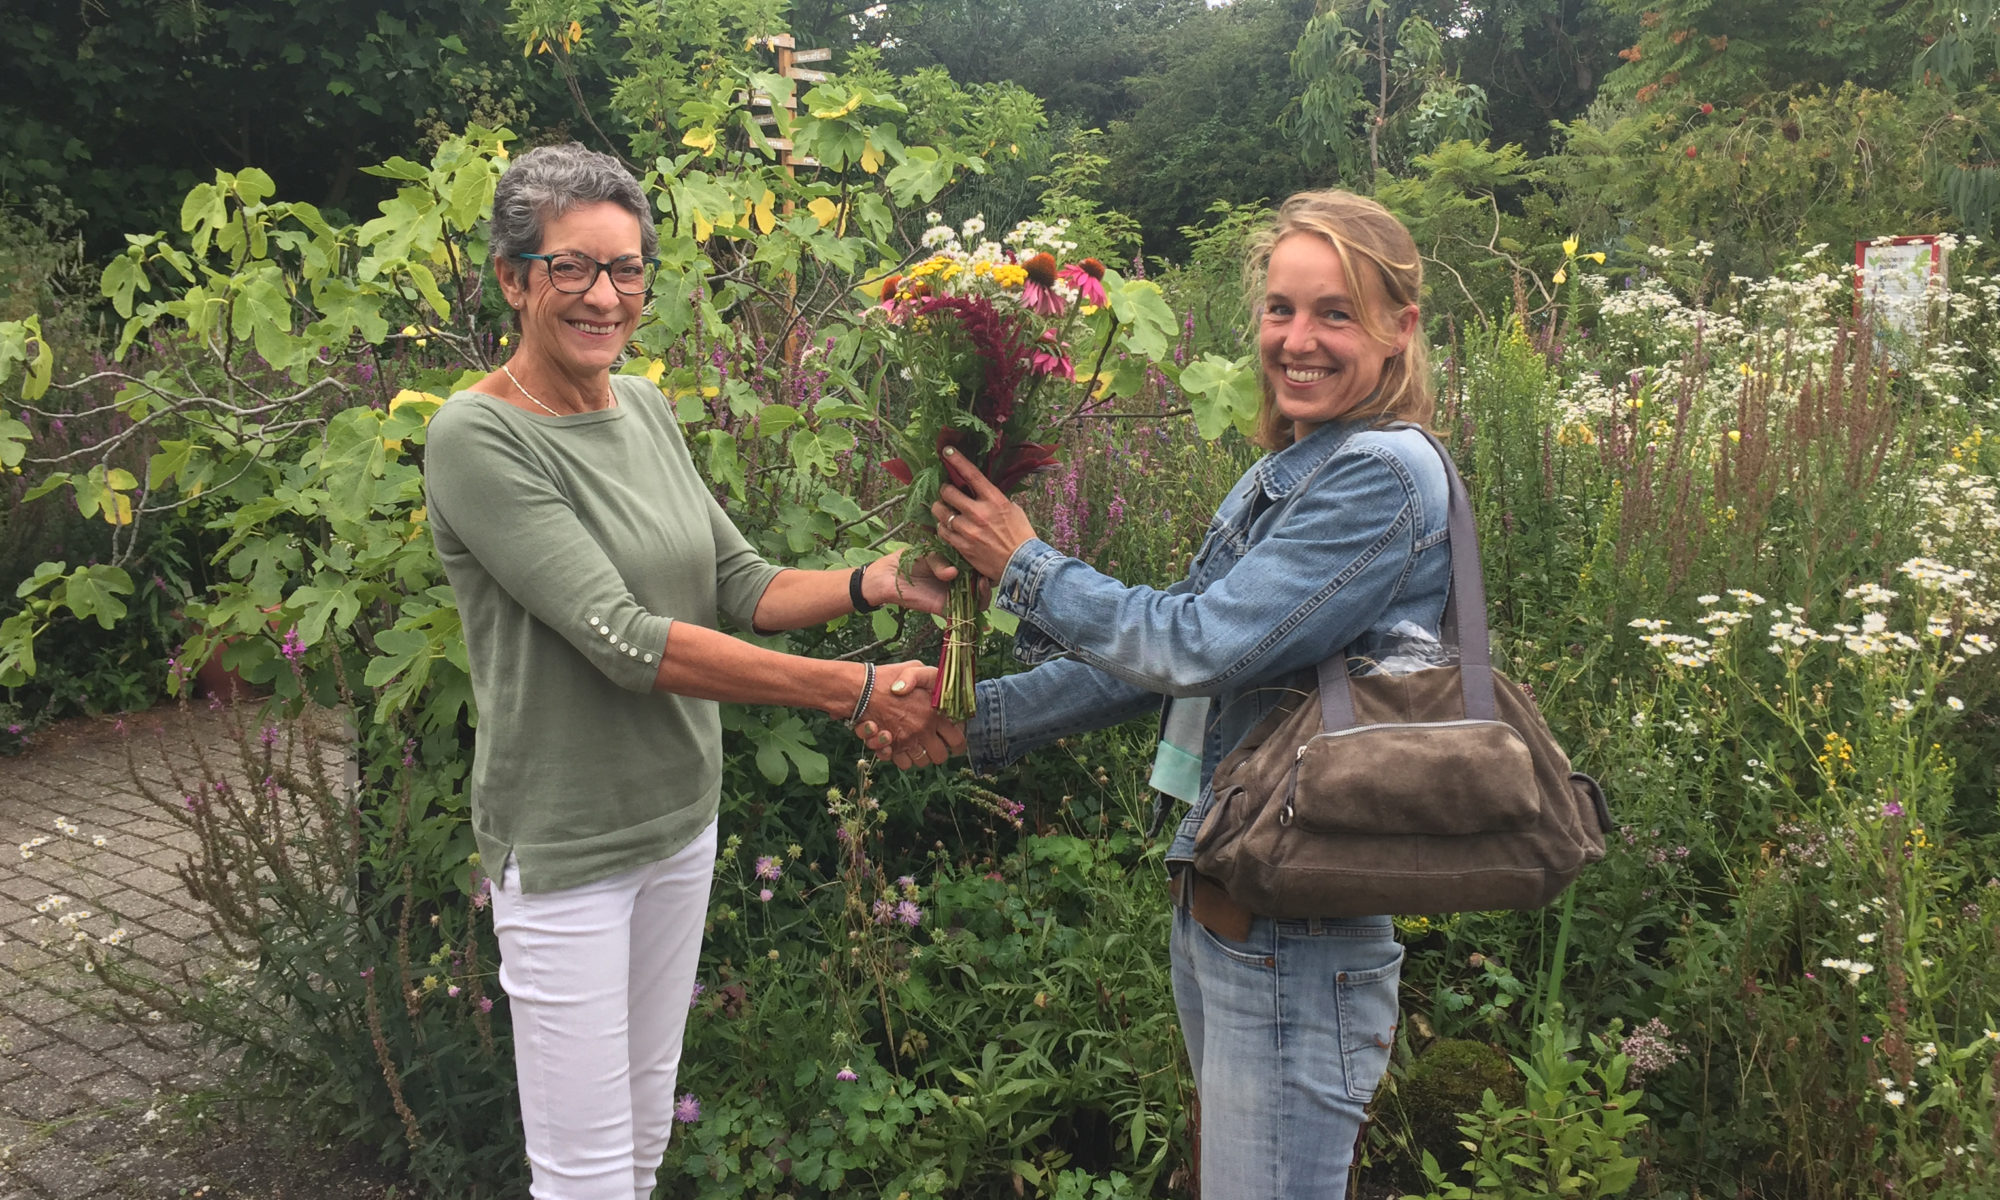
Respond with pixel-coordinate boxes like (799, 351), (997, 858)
(423, 141), (961, 1200)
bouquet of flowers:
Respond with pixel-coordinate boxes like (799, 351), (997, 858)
(871, 215), (1118, 720)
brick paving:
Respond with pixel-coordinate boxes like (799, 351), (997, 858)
(0, 702), (364, 1199)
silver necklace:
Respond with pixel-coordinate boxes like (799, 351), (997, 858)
(501, 364), (566, 417)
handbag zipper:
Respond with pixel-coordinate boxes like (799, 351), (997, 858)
(1295, 717), (1516, 760)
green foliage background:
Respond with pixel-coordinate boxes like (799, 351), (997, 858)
(3, 2), (2000, 1198)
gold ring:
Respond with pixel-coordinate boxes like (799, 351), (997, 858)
(947, 513), (959, 533)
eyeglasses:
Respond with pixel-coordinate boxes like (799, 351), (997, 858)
(513, 252), (658, 296)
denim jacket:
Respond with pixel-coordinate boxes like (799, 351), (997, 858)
(964, 417), (1454, 867)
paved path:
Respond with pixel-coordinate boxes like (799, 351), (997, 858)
(0, 702), (375, 1199)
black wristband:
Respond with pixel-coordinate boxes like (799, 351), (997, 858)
(849, 565), (879, 614)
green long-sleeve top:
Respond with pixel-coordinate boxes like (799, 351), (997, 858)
(423, 374), (782, 893)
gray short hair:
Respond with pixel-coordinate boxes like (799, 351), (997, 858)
(489, 142), (657, 265)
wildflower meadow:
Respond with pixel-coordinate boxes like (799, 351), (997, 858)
(2, 4), (1998, 1197)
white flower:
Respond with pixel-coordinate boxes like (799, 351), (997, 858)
(91, 835), (107, 848)
(960, 215), (986, 239)
(920, 225), (955, 249)
(1946, 696), (1965, 711)
(1857, 932), (1877, 944)
(1884, 1090), (1906, 1107)
(1697, 594), (1720, 604)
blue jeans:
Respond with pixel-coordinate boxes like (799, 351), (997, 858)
(1170, 905), (1403, 1198)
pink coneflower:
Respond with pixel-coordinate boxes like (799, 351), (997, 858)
(1030, 331), (1073, 379)
(1021, 253), (1063, 316)
(1059, 259), (1106, 306)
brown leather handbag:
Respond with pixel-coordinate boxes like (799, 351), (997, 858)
(1191, 430), (1611, 919)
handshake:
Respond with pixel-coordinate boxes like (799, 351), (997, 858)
(851, 663), (966, 771)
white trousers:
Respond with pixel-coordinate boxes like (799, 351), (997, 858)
(491, 820), (717, 1200)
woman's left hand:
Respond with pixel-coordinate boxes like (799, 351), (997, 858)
(863, 549), (957, 616)
(932, 448), (1038, 580)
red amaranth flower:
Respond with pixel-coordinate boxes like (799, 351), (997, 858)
(914, 294), (1034, 429)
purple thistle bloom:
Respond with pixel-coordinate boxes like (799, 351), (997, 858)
(1882, 800), (1905, 818)
(689, 981), (705, 1009)
(478, 996), (494, 1013)
(673, 1093), (701, 1123)
(754, 855), (782, 882)
(758, 888), (773, 903)
(894, 900), (923, 928)
(836, 1066), (858, 1082)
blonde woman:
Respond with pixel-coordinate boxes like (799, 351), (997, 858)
(908, 191), (1448, 1194)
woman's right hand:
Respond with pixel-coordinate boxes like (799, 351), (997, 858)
(862, 662), (962, 768)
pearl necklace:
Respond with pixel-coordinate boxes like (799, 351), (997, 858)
(502, 363), (609, 417)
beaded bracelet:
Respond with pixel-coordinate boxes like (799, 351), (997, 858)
(848, 661), (877, 725)
(849, 566), (879, 614)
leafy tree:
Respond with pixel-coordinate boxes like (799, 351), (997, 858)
(803, 0), (1206, 131)
(1100, 0), (1323, 260)
(1290, 1), (1492, 180)
(0, 0), (561, 251)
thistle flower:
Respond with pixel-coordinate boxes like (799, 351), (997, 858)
(673, 1094), (701, 1123)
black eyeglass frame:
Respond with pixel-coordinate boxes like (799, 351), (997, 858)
(512, 252), (660, 296)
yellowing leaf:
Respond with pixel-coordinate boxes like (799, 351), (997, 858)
(102, 492), (133, 526)
(806, 197), (840, 228)
(644, 359), (666, 384)
(566, 20), (582, 46)
(388, 389), (444, 420)
(692, 212), (715, 243)
(753, 191), (777, 234)
(683, 128), (718, 154)
(811, 95), (864, 120)
(860, 142), (883, 174)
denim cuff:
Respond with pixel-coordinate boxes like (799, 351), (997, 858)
(965, 678), (1008, 775)
(996, 538), (1069, 663)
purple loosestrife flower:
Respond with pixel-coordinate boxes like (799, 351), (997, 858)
(673, 1093), (701, 1123)
(280, 629), (306, 664)
(260, 725), (278, 748)
(690, 981), (705, 1009)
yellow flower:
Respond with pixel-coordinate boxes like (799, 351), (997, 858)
(1586, 252), (1606, 263)
(991, 263), (1027, 288)
(1552, 267), (1568, 285)
(1562, 234), (1579, 257)
(1727, 430), (1741, 443)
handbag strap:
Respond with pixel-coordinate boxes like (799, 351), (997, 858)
(1317, 429), (1498, 730)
